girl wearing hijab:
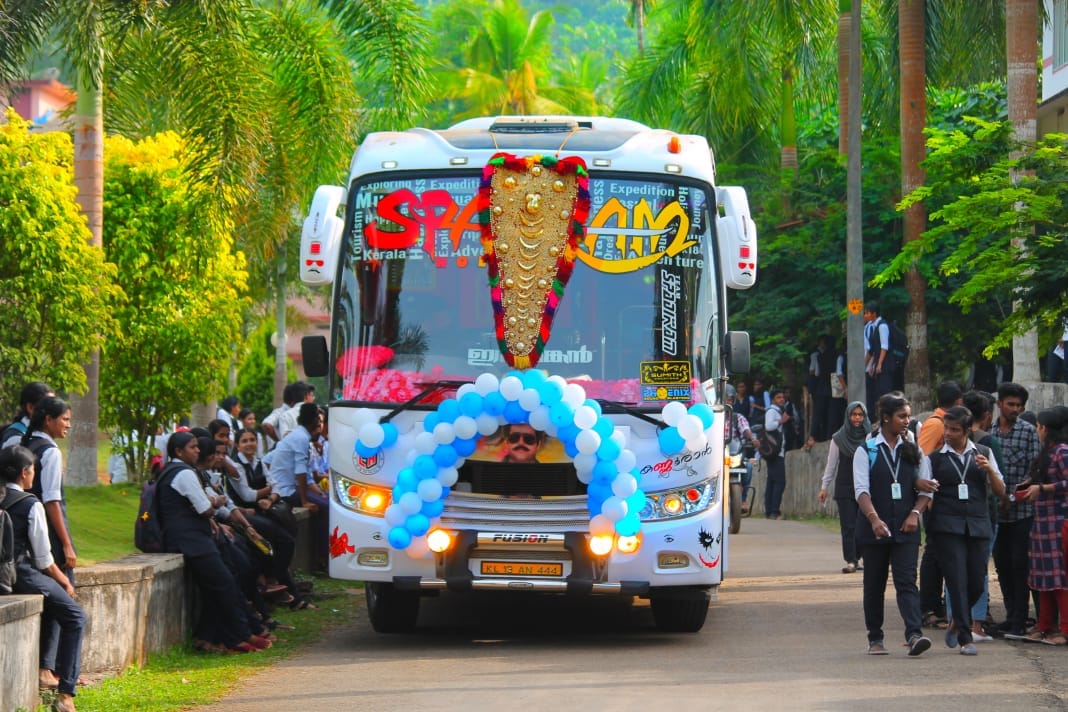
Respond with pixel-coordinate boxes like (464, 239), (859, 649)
(819, 401), (869, 573)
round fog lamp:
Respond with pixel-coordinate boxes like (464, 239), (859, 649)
(589, 534), (614, 557)
(617, 535), (641, 554)
(427, 528), (453, 553)
(662, 494), (683, 515)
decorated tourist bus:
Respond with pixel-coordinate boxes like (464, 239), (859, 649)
(299, 116), (757, 633)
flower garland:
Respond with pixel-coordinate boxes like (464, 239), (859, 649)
(351, 370), (719, 554)
(478, 153), (590, 369)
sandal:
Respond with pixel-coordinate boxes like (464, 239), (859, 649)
(290, 597), (319, 610)
(922, 613), (948, 629)
(842, 563), (856, 574)
(193, 639), (225, 653)
(1042, 633), (1068, 646)
(1022, 629), (1048, 643)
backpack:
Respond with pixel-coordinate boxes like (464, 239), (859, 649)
(134, 462), (184, 553)
(0, 420), (27, 447)
(872, 319), (910, 368)
(0, 489), (32, 594)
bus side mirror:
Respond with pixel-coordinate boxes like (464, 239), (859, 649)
(300, 185), (346, 286)
(715, 186), (757, 290)
(302, 335), (329, 378)
(723, 331), (750, 374)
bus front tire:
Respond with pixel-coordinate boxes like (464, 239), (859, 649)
(366, 581), (420, 633)
(650, 590), (710, 633)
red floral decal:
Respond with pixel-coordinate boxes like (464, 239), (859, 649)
(330, 526), (355, 558)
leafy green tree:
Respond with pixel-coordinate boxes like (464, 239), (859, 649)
(0, 111), (120, 416)
(877, 125), (1068, 358)
(101, 132), (248, 481)
(236, 320), (297, 421)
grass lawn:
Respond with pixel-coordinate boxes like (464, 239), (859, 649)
(66, 484), (142, 564)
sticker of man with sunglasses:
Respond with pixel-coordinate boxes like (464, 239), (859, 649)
(500, 423), (546, 463)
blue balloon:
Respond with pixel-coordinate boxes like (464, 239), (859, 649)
(549, 401), (574, 427)
(538, 380), (564, 406)
(381, 422), (399, 448)
(658, 426), (685, 455)
(453, 437), (477, 457)
(503, 400), (529, 424)
(440, 486), (451, 499)
(584, 399), (603, 416)
(564, 440), (579, 458)
(433, 444), (458, 467)
(483, 391), (507, 416)
(593, 416), (614, 438)
(388, 526), (412, 549)
(423, 411), (441, 433)
(438, 398), (461, 423)
(459, 392), (484, 417)
(557, 423), (580, 445)
(396, 467), (418, 492)
(420, 498), (445, 518)
(406, 513), (431, 537)
(521, 369), (547, 389)
(587, 480), (613, 504)
(616, 513), (641, 537)
(505, 369), (525, 382)
(392, 485), (406, 501)
(688, 403), (715, 430)
(413, 455), (438, 480)
(355, 441), (377, 458)
(627, 489), (647, 514)
(596, 437), (621, 462)
(592, 459), (617, 483)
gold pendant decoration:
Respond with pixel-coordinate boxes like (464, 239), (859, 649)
(478, 152), (589, 369)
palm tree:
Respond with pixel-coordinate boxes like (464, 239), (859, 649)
(445, 0), (571, 118)
(1006, 0), (1040, 381)
(625, 0), (656, 55)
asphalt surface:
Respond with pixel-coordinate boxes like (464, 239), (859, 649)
(205, 517), (1068, 711)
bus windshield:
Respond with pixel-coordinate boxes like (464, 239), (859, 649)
(330, 171), (721, 407)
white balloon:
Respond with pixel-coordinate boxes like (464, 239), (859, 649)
(547, 375), (568, 392)
(677, 414), (704, 440)
(399, 491), (423, 515)
(616, 449), (637, 473)
(437, 466), (459, 487)
(589, 513), (614, 536)
(405, 536), (430, 560)
(575, 467), (593, 484)
(575, 429), (601, 454)
(476, 413), (501, 436)
(499, 376), (523, 401)
(601, 496), (628, 522)
(685, 435), (707, 453)
(662, 401), (688, 426)
(562, 383), (586, 408)
(404, 450), (418, 467)
(573, 405), (597, 430)
(528, 405), (551, 432)
(573, 452), (597, 474)
(353, 408), (378, 430)
(611, 472), (638, 498)
(384, 504), (407, 527)
(518, 388), (542, 412)
(359, 422), (385, 448)
(474, 373), (500, 395)
(453, 415), (477, 440)
(456, 383), (477, 399)
(417, 478), (443, 502)
(415, 432), (436, 454)
(610, 430), (626, 447)
(433, 422), (456, 445)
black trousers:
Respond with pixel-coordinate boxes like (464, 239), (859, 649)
(931, 532), (989, 645)
(14, 561), (85, 696)
(919, 531), (945, 618)
(835, 497), (859, 566)
(993, 517), (1033, 629)
(860, 540), (922, 644)
(185, 550), (252, 648)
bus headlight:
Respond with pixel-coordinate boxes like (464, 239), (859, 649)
(639, 479), (718, 522)
(589, 534), (614, 557)
(427, 528), (453, 553)
(333, 474), (392, 516)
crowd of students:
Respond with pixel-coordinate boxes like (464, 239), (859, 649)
(0, 380), (332, 710)
(817, 382), (1068, 655)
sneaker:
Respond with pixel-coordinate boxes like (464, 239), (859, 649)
(907, 635), (932, 657)
(960, 643), (978, 656)
(972, 631), (993, 643)
(945, 625), (958, 648)
(867, 641), (889, 655)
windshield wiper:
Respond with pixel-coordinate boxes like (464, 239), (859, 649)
(381, 380), (471, 423)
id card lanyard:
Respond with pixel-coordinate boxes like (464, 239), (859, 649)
(948, 450), (972, 500)
(879, 443), (903, 500)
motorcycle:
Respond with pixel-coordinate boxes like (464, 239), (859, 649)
(726, 436), (758, 534)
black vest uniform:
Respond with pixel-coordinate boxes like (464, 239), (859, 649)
(5, 491), (36, 564)
(855, 439), (921, 548)
(24, 436), (72, 570)
(157, 464), (217, 559)
(926, 446), (994, 539)
(228, 457), (267, 508)
(816, 349), (837, 397)
(834, 447), (856, 500)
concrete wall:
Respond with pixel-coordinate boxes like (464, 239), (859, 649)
(0, 594), (43, 712)
(744, 443), (833, 520)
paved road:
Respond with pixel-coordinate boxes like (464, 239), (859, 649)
(207, 518), (1067, 711)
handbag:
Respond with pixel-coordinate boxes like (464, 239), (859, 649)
(265, 500), (298, 536)
(758, 428), (781, 460)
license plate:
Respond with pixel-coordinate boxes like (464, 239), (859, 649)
(480, 561), (563, 577)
